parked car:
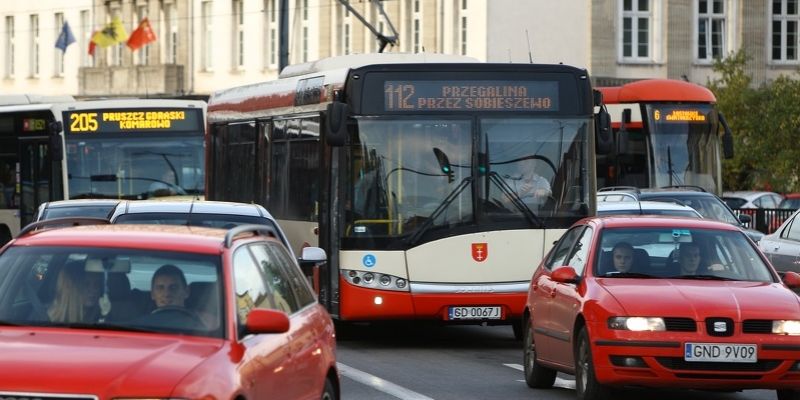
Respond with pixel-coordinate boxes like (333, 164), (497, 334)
(109, 200), (325, 267)
(597, 201), (702, 218)
(34, 199), (122, 221)
(522, 216), (800, 400)
(597, 187), (764, 242)
(722, 190), (784, 209)
(778, 193), (800, 210)
(760, 207), (800, 275)
(0, 220), (339, 399)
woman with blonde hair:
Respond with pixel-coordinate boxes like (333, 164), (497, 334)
(47, 262), (102, 323)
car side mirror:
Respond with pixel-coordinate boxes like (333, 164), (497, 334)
(551, 266), (580, 284)
(299, 246), (326, 265)
(245, 308), (290, 334)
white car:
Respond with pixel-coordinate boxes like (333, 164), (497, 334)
(597, 201), (703, 218)
(722, 190), (783, 209)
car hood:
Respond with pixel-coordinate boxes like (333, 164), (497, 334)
(0, 328), (224, 396)
(598, 279), (800, 319)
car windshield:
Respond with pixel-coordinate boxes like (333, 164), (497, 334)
(0, 246), (223, 338)
(41, 205), (117, 220)
(597, 209), (700, 218)
(594, 227), (775, 281)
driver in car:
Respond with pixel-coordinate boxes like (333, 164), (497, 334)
(151, 264), (190, 309)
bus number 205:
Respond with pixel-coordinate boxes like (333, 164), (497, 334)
(70, 112), (99, 133)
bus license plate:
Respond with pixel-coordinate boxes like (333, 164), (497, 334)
(448, 306), (502, 320)
(684, 343), (757, 363)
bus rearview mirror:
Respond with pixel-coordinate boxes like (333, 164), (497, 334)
(595, 108), (613, 155)
(48, 121), (63, 162)
(719, 113), (734, 159)
(325, 102), (349, 147)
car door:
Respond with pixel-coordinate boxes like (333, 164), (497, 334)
(550, 226), (593, 365)
(764, 215), (800, 273)
(531, 226), (584, 364)
(232, 246), (292, 399)
(251, 242), (326, 400)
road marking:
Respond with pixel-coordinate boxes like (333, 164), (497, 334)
(338, 362), (435, 400)
(503, 363), (576, 389)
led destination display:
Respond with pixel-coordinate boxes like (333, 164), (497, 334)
(383, 80), (560, 112)
(64, 108), (203, 134)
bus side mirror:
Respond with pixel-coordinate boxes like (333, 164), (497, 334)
(616, 108), (632, 154)
(595, 107), (613, 155)
(48, 121), (63, 162)
(325, 101), (349, 147)
(719, 113), (734, 159)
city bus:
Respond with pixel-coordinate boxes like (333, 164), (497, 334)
(206, 53), (607, 334)
(596, 79), (733, 194)
(0, 96), (206, 236)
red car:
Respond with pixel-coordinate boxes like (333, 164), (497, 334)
(522, 216), (800, 400)
(0, 221), (338, 399)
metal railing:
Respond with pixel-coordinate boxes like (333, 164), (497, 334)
(731, 208), (797, 234)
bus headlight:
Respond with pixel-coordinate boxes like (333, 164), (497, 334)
(341, 270), (410, 292)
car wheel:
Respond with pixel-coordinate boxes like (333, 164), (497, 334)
(511, 319), (524, 341)
(321, 376), (337, 400)
(575, 327), (610, 400)
(523, 315), (556, 389)
(777, 389), (800, 400)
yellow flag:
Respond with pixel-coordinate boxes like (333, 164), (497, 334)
(91, 17), (129, 48)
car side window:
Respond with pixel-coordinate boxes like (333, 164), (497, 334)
(786, 216), (800, 242)
(564, 227), (593, 275)
(261, 243), (316, 307)
(248, 243), (301, 313)
(232, 248), (273, 324)
(545, 226), (584, 270)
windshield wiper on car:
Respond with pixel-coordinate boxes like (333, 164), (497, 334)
(602, 271), (658, 279)
(407, 176), (473, 246)
(54, 322), (162, 333)
(487, 171), (544, 228)
(667, 274), (738, 281)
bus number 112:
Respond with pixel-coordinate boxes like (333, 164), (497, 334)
(385, 84), (415, 110)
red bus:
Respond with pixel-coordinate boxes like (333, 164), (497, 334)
(596, 79), (733, 194)
(206, 53), (609, 337)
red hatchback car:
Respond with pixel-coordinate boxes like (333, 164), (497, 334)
(523, 216), (800, 400)
(0, 222), (338, 400)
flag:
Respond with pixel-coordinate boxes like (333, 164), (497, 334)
(91, 16), (128, 48)
(88, 31), (97, 56)
(127, 17), (157, 50)
(54, 21), (76, 52)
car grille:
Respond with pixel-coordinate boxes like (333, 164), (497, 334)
(742, 320), (772, 334)
(0, 393), (96, 400)
(655, 357), (781, 372)
(664, 317), (696, 332)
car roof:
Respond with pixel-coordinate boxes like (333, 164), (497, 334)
(597, 201), (702, 213)
(42, 199), (123, 208)
(586, 215), (738, 231)
(112, 200), (272, 219)
(10, 224), (277, 253)
(722, 191), (780, 200)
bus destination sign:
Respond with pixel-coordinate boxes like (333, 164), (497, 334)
(64, 108), (202, 134)
(653, 108), (708, 123)
(383, 80), (559, 112)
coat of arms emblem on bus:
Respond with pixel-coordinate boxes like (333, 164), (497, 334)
(471, 243), (488, 262)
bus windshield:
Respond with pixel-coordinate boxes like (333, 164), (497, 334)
(345, 116), (590, 245)
(66, 136), (205, 200)
(645, 104), (720, 193)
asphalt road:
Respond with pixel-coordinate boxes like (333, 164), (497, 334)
(335, 322), (782, 400)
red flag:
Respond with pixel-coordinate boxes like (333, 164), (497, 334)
(88, 30), (97, 56)
(126, 17), (156, 50)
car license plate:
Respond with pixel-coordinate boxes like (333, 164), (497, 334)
(447, 306), (502, 320)
(684, 343), (757, 363)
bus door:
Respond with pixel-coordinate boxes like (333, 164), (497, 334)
(18, 137), (56, 227)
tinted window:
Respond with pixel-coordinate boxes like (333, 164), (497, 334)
(41, 205), (116, 220)
(722, 197), (746, 209)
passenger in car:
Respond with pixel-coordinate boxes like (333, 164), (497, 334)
(150, 264), (190, 309)
(672, 242), (724, 276)
(611, 242), (634, 273)
(48, 262), (103, 324)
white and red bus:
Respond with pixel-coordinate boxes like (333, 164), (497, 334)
(0, 96), (206, 236)
(596, 79), (734, 194)
(206, 53), (608, 336)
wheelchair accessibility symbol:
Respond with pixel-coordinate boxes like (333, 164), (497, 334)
(362, 254), (376, 268)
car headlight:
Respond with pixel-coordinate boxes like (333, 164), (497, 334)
(772, 320), (800, 335)
(608, 317), (666, 331)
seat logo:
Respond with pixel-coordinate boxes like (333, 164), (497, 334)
(713, 321), (727, 333)
(472, 243), (488, 262)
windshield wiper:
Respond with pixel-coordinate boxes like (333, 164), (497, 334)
(406, 177), (473, 246)
(487, 171), (544, 228)
(667, 274), (738, 281)
(55, 322), (162, 333)
(602, 271), (657, 279)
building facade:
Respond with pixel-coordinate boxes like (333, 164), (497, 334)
(0, 0), (796, 98)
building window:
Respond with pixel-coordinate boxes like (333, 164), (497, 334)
(5, 16), (14, 77)
(772, 0), (800, 62)
(109, 8), (122, 66)
(413, 18), (420, 53)
(344, 24), (351, 55)
(233, 0), (244, 69)
(696, 0), (726, 62)
(165, 3), (178, 64)
(620, 0), (652, 61)
(134, 6), (149, 66)
(80, 10), (91, 67)
(202, 1), (213, 70)
(460, 16), (467, 55)
(54, 13), (65, 76)
(302, 26), (308, 62)
(303, 0), (308, 20)
(265, 0), (277, 68)
(29, 14), (39, 78)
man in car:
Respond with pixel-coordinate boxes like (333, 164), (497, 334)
(611, 242), (634, 273)
(150, 264), (190, 309)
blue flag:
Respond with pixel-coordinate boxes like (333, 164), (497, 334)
(55, 21), (76, 52)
